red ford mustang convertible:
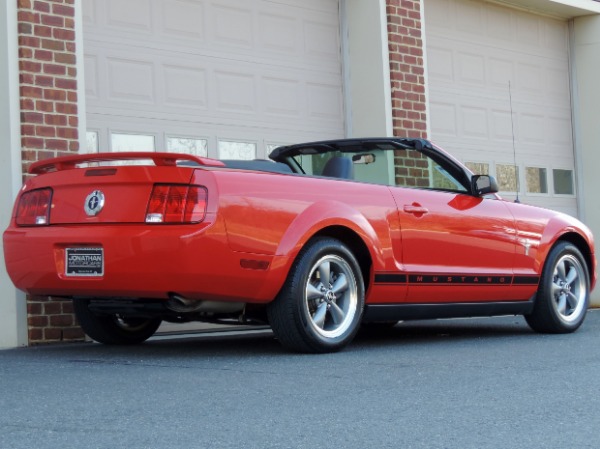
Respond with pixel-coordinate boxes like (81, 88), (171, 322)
(3, 138), (596, 352)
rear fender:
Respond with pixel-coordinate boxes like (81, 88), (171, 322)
(275, 200), (385, 270)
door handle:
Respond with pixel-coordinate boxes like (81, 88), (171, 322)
(403, 203), (429, 216)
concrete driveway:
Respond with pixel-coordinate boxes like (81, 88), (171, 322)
(1, 311), (599, 449)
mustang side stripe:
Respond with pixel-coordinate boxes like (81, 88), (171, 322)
(374, 273), (540, 286)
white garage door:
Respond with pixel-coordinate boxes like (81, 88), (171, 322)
(425, 0), (577, 216)
(82, 0), (344, 160)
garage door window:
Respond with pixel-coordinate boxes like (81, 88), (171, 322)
(218, 141), (257, 160)
(526, 167), (548, 194)
(111, 133), (155, 152)
(496, 164), (519, 193)
(86, 131), (98, 153)
(465, 162), (489, 175)
(553, 169), (574, 195)
(167, 137), (208, 157)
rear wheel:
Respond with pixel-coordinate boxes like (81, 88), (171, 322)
(73, 299), (162, 345)
(525, 242), (590, 333)
(268, 237), (365, 353)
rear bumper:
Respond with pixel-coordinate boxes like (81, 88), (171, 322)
(3, 222), (288, 304)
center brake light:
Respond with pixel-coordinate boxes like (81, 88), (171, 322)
(16, 188), (53, 226)
(146, 184), (207, 224)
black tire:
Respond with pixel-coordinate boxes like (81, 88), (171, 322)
(267, 237), (365, 353)
(73, 299), (162, 345)
(525, 241), (590, 333)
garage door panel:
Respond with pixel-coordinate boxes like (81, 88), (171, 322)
(545, 65), (571, 103)
(215, 71), (257, 113)
(430, 102), (457, 137)
(487, 4), (512, 40)
(163, 65), (209, 109)
(160, 0), (206, 41)
(545, 18), (569, 52)
(258, 11), (297, 52)
(427, 46), (454, 82)
(547, 116), (573, 146)
(519, 113), (545, 144)
(107, 58), (155, 104)
(105, 0), (153, 33)
(488, 58), (514, 88)
(303, 18), (340, 60)
(460, 105), (488, 139)
(516, 11), (542, 47)
(83, 54), (99, 100)
(264, 0), (338, 15)
(261, 77), (301, 117)
(456, 52), (486, 85)
(210, 2), (254, 48)
(455, 0), (485, 35)
(489, 109), (512, 142)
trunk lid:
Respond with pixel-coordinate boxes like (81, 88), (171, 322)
(35, 166), (196, 224)
(20, 152), (223, 225)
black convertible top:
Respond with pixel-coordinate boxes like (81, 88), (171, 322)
(268, 137), (433, 162)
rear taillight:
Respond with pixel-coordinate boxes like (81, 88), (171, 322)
(145, 184), (207, 224)
(16, 188), (53, 226)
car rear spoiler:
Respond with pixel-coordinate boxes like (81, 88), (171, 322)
(28, 152), (226, 174)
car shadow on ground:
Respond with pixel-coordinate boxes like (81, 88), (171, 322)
(13, 315), (546, 362)
(355, 316), (536, 348)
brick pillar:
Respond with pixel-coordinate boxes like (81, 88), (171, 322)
(386, 0), (428, 139)
(17, 0), (84, 344)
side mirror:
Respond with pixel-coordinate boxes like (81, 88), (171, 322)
(472, 175), (499, 196)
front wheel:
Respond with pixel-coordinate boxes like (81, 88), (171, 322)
(73, 299), (162, 345)
(525, 242), (590, 333)
(268, 237), (365, 353)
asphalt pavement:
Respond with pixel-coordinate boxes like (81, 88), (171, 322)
(1, 310), (599, 449)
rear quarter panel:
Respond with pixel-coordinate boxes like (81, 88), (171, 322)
(209, 170), (401, 283)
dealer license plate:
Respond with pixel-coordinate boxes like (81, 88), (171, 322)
(65, 247), (104, 277)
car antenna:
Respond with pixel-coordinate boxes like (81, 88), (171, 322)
(509, 81), (520, 203)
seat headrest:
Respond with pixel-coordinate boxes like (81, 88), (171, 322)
(321, 157), (354, 180)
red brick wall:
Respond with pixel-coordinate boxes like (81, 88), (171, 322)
(17, 0), (84, 344)
(27, 295), (84, 342)
(386, 0), (428, 139)
(394, 149), (430, 188)
(18, 0), (79, 175)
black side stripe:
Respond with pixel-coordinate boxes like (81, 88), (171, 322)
(374, 273), (540, 286)
(512, 276), (541, 285)
(374, 274), (408, 284)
